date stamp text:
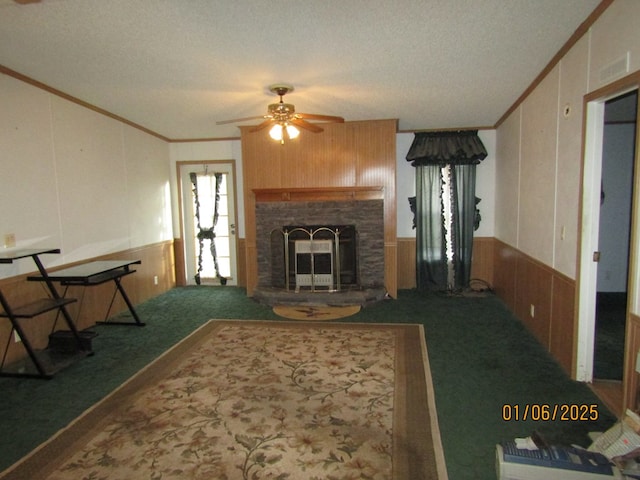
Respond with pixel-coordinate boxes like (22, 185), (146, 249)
(501, 404), (599, 422)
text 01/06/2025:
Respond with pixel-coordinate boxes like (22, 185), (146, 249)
(501, 404), (599, 422)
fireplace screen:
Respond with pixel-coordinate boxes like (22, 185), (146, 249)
(295, 239), (333, 288)
(271, 225), (357, 291)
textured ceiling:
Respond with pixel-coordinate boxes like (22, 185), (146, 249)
(0, 0), (602, 140)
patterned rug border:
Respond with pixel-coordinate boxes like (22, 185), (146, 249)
(0, 320), (448, 480)
(419, 323), (449, 480)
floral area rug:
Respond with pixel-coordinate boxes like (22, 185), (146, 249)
(273, 304), (361, 320)
(1, 320), (447, 480)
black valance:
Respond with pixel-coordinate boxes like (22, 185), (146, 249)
(406, 130), (487, 166)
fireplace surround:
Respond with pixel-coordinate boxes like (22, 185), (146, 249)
(253, 193), (387, 305)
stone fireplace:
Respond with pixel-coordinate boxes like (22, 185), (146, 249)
(252, 188), (387, 305)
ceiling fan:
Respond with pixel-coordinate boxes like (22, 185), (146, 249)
(216, 84), (344, 143)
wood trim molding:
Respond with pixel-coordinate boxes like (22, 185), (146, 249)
(253, 186), (384, 203)
(624, 313), (640, 412)
(585, 70), (640, 103)
(0, 64), (171, 142)
(494, 0), (614, 128)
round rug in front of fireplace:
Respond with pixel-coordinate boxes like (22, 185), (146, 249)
(273, 305), (360, 321)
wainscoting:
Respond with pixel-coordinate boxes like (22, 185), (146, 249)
(623, 313), (640, 413)
(0, 241), (175, 366)
(229, 236), (490, 292)
(493, 239), (576, 376)
(396, 237), (575, 376)
(396, 236), (495, 290)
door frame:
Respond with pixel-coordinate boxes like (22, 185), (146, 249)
(576, 72), (640, 395)
(175, 159), (239, 286)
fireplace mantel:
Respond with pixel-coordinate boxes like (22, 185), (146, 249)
(241, 119), (397, 298)
(253, 186), (384, 203)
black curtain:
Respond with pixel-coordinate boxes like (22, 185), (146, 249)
(406, 130), (488, 167)
(415, 164), (447, 289)
(407, 131), (487, 291)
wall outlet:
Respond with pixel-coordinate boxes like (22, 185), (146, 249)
(153, 275), (159, 285)
(530, 304), (535, 318)
(3, 233), (16, 248)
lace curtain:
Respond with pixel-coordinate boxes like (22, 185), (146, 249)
(190, 172), (225, 285)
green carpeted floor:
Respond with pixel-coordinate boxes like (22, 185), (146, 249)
(0, 287), (617, 479)
(594, 292), (627, 380)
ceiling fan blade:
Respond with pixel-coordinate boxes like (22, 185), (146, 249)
(290, 118), (323, 133)
(216, 115), (266, 125)
(297, 113), (344, 123)
(249, 119), (275, 132)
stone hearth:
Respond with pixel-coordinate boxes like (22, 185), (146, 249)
(253, 286), (388, 307)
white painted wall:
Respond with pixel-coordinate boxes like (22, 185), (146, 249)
(396, 130), (496, 238)
(495, 0), (640, 281)
(476, 131), (497, 238)
(0, 74), (172, 277)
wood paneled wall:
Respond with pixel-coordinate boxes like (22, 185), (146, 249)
(625, 314), (640, 412)
(396, 238), (417, 290)
(396, 237), (495, 290)
(240, 119), (397, 297)
(493, 239), (575, 375)
(0, 241), (175, 366)
(470, 237), (495, 287)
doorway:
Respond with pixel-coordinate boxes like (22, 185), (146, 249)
(178, 161), (238, 286)
(593, 91), (638, 382)
(576, 81), (639, 416)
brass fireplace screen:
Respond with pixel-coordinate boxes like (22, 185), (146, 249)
(270, 225), (357, 292)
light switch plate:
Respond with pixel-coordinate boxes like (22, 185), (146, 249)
(3, 233), (15, 248)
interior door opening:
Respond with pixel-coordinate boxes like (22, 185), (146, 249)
(577, 86), (638, 387)
(593, 91), (638, 382)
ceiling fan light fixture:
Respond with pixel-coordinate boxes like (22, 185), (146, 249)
(217, 83), (343, 140)
(269, 123), (299, 144)
(269, 123), (283, 141)
(286, 124), (300, 139)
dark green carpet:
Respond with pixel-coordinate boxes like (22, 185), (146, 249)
(0, 287), (617, 480)
(594, 292), (626, 380)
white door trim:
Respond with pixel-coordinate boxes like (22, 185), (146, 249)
(576, 100), (605, 382)
(576, 82), (639, 382)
